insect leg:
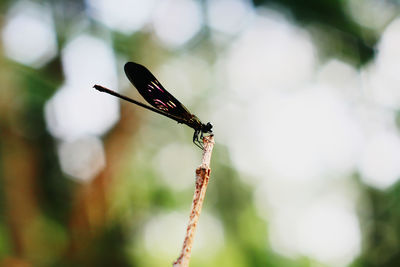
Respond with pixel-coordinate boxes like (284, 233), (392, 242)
(194, 140), (203, 150)
(193, 130), (203, 149)
(193, 130), (198, 143)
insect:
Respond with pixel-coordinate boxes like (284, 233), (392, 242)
(94, 62), (213, 149)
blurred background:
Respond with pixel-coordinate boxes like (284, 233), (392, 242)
(1, 0), (400, 266)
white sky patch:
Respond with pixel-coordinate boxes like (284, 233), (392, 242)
(143, 212), (224, 259)
(206, 0), (254, 35)
(57, 136), (105, 182)
(85, 0), (156, 34)
(152, 0), (203, 48)
(2, 1), (57, 68)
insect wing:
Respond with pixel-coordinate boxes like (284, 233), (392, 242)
(124, 62), (193, 120)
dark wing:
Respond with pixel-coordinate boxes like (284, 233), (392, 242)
(124, 62), (193, 120)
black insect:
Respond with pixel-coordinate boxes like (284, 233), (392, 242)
(94, 62), (213, 149)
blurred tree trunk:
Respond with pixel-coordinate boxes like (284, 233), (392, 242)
(67, 104), (139, 259)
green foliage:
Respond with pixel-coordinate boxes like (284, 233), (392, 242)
(1, 0), (399, 266)
(252, 0), (376, 65)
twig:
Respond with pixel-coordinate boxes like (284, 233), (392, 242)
(173, 135), (215, 267)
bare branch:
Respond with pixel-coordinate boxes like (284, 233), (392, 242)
(173, 135), (215, 267)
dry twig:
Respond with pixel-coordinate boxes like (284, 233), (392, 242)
(173, 135), (215, 267)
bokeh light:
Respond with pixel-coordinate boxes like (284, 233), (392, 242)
(347, 0), (397, 30)
(267, 191), (361, 266)
(61, 34), (118, 88)
(45, 84), (119, 141)
(206, 0), (254, 36)
(157, 55), (212, 108)
(2, 1), (57, 67)
(2, 1), (400, 266)
(359, 131), (400, 189)
(85, 0), (156, 34)
(365, 18), (400, 109)
(152, 0), (203, 48)
(153, 143), (199, 191)
(223, 10), (316, 95)
(57, 136), (105, 182)
(262, 88), (362, 181)
(295, 196), (361, 266)
(143, 212), (224, 259)
(45, 34), (119, 141)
